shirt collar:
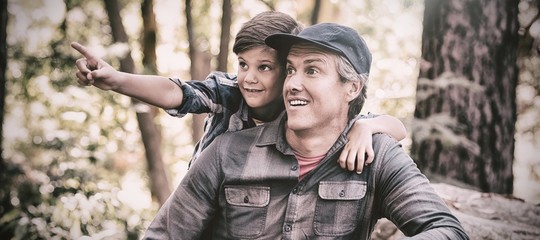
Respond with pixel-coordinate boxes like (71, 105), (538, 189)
(255, 112), (290, 152)
(239, 100), (250, 122)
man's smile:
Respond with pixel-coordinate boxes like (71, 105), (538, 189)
(289, 99), (308, 106)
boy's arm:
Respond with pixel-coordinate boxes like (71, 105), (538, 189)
(164, 72), (241, 117)
(355, 114), (407, 141)
(71, 42), (183, 109)
(338, 114), (407, 174)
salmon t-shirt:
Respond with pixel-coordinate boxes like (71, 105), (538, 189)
(294, 152), (326, 180)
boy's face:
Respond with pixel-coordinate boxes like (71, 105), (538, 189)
(237, 46), (284, 118)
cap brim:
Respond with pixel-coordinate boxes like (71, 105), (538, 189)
(265, 33), (343, 57)
(265, 34), (300, 53)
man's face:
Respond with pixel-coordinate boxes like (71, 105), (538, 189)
(284, 43), (355, 133)
(237, 46), (284, 119)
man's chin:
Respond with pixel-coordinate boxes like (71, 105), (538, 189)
(286, 120), (310, 132)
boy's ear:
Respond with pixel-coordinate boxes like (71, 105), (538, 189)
(346, 81), (362, 101)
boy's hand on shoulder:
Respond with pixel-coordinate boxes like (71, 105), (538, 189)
(339, 121), (375, 174)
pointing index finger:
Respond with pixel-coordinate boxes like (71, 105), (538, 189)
(71, 42), (96, 60)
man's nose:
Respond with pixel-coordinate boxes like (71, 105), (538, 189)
(285, 74), (303, 93)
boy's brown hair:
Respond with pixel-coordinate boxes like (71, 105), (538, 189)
(233, 11), (303, 64)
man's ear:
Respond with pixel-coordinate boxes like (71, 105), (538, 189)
(346, 81), (362, 101)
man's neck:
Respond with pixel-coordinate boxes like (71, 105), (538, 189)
(285, 124), (345, 157)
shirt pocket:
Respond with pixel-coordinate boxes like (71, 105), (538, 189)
(314, 180), (367, 236)
(224, 185), (270, 239)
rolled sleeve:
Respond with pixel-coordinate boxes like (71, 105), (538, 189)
(164, 72), (238, 117)
(164, 77), (211, 117)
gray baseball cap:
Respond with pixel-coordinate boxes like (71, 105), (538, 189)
(265, 22), (372, 75)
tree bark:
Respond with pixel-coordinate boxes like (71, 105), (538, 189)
(140, 0), (171, 206)
(0, 0), (7, 166)
(412, 0), (519, 194)
(184, 0), (210, 143)
(141, 0), (158, 73)
(216, 0), (232, 72)
(104, 0), (171, 206)
(310, 0), (322, 25)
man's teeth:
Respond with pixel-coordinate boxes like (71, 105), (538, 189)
(246, 89), (262, 92)
(290, 100), (308, 106)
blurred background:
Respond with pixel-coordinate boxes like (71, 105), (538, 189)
(1, 0), (539, 239)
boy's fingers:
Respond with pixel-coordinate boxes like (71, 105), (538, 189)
(338, 148), (349, 170)
(365, 148), (375, 164)
(355, 149), (366, 174)
(346, 149), (356, 171)
(71, 42), (96, 60)
(75, 58), (91, 74)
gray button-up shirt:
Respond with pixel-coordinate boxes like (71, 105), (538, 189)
(144, 113), (468, 239)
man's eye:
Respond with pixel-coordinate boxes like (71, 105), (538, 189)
(286, 67), (296, 75)
(306, 68), (318, 75)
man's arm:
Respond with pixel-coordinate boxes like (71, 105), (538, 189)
(144, 139), (223, 239)
(374, 135), (469, 239)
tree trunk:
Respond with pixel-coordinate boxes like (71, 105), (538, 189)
(0, 0), (7, 166)
(184, 0), (210, 143)
(141, 0), (158, 73)
(310, 0), (322, 25)
(140, 0), (171, 205)
(216, 0), (232, 72)
(104, 0), (171, 206)
(412, 0), (519, 194)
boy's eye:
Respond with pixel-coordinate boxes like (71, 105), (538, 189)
(259, 65), (271, 71)
(239, 62), (248, 69)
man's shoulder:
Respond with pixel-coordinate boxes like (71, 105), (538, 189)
(222, 123), (265, 138)
(372, 133), (399, 145)
(372, 133), (402, 158)
(370, 133), (415, 173)
(213, 113), (284, 151)
(204, 126), (267, 159)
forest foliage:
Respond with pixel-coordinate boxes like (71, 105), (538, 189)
(1, 0), (539, 239)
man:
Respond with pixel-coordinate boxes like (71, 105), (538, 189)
(144, 23), (469, 239)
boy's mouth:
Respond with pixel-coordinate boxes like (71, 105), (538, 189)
(244, 88), (263, 93)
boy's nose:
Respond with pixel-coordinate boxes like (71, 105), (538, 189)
(244, 70), (258, 84)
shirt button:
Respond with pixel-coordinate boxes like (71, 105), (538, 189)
(291, 165), (298, 171)
(284, 224), (292, 232)
(339, 190), (345, 197)
(292, 187), (298, 194)
(244, 196), (249, 203)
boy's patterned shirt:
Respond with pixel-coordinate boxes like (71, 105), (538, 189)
(165, 71), (257, 165)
